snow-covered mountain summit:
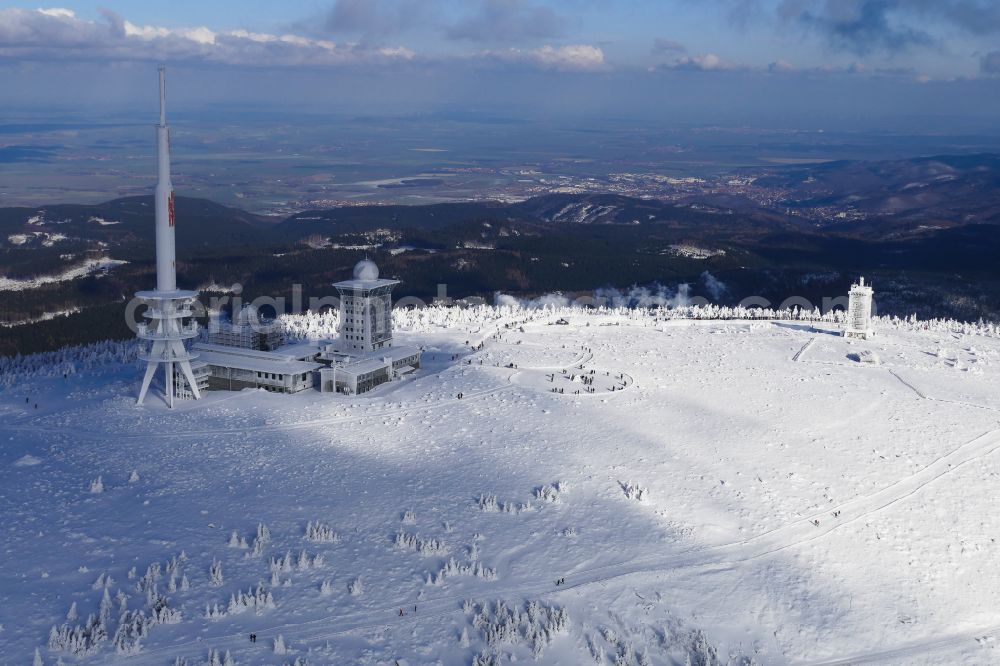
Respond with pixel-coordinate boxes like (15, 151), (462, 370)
(3, 304), (1000, 665)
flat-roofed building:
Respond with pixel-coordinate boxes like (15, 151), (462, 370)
(190, 342), (322, 393)
(176, 260), (420, 398)
(318, 346), (421, 395)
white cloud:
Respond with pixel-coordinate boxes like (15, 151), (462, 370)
(479, 44), (606, 71)
(36, 7), (74, 19)
(669, 53), (742, 71)
(0, 7), (416, 67)
(0, 7), (589, 71)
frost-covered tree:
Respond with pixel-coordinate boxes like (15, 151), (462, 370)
(33, 647), (44, 666)
(296, 549), (310, 572)
(99, 588), (113, 628)
(471, 650), (501, 666)
(687, 629), (719, 666)
(273, 634), (287, 654)
(92, 573), (108, 590)
(227, 585), (274, 615)
(209, 560), (223, 587)
(257, 523), (271, 542)
(227, 530), (248, 549)
(89, 477), (104, 494)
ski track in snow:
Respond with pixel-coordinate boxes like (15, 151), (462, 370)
(792, 337), (816, 362)
(801, 624), (1000, 666)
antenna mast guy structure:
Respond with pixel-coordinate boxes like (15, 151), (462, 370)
(135, 66), (201, 407)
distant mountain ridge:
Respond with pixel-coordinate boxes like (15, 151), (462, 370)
(0, 151), (999, 356)
(753, 152), (1000, 232)
(2, 152), (998, 253)
(0, 196), (277, 253)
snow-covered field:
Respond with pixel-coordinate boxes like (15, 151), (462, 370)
(3, 306), (1000, 665)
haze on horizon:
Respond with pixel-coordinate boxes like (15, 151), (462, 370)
(1, 0), (1000, 130)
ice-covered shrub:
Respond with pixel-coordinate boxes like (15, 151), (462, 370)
(393, 530), (448, 556)
(205, 648), (235, 666)
(305, 521), (339, 543)
(620, 481), (648, 502)
(204, 603), (225, 620)
(534, 482), (567, 503)
(478, 493), (499, 512)
(477, 493), (528, 514)
(426, 557), (497, 586)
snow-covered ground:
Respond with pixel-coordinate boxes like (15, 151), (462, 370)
(0, 307), (83, 328)
(3, 306), (1000, 665)
(0, 258), (128, 292)
(7, 231), (70, 247)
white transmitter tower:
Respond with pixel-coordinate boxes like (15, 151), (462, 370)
(135, 66), (201, 408)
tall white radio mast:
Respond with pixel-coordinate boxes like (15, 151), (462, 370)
(135, 66), (201, 408)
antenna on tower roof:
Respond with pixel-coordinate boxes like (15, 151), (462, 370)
(158, 64), (166, 127)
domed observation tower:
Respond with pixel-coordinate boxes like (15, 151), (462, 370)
(135, 67), (202, 408)
(353, 259), (380, 281)
(333, 259), (400, 354)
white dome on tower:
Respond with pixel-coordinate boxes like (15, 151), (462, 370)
(353, 259), (379, 281)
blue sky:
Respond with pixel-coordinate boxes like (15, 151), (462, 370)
(1, 1), (999, 126)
